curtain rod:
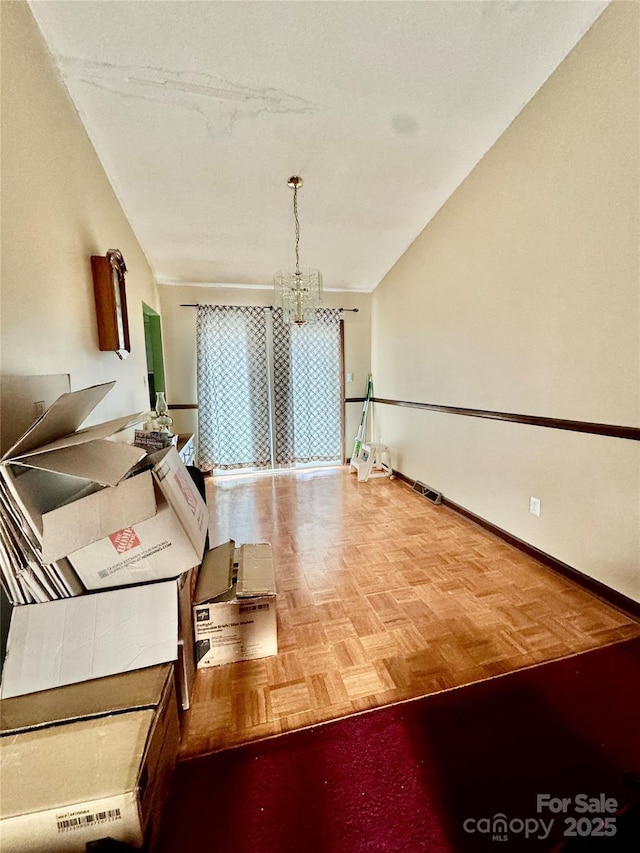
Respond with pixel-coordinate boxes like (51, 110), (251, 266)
(180, 304), (358, 312)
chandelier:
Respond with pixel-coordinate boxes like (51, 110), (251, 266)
(274, 176), (323, 325)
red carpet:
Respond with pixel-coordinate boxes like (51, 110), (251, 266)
(157, 638), (640, 852)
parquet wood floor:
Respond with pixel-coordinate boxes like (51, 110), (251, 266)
(179, 467), (639, 759)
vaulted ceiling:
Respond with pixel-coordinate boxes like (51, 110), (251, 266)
(29, 1), (608, 292)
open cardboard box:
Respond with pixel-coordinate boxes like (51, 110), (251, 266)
(67, 445), (208, 591)
(193, 540), (278, 668)
(0, 382), (208, 600)
(0, 664), (179, 852)
(0, 382), (149, 565)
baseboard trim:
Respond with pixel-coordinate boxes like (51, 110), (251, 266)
(392, 469), (640, 620)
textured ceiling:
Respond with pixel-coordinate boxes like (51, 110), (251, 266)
(29, 1), (608, 292)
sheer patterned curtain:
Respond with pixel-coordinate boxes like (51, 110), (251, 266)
(272, 307), (343, 465)
(197, 305), (271, 471)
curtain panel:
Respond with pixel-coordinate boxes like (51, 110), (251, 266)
(272, 307), (342, 465)
(196, 305), (271, 471)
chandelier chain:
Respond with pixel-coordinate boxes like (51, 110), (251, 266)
(293, 183), (301, 275)
(275, 174), (322, 325)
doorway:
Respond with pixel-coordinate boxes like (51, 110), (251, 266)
(142, 303), (166, 409)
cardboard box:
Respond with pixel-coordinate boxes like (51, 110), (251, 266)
(0, 563), (199, 711)
(0, 383), (208, 603)
(0, 382), (150, 565)
(193, 541), (277, 668)
(0, 581), (179, 699)
(175, 564), (198, 711)
(0, 663), (173, 734)
(67, 446), (208, 590)
(0, 665), (179, 852)
(0, 373), (71, 457)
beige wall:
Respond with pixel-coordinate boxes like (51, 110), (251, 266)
(158, 285), (371, 449)
(371, 3), (639, 601)
(1, 2), (161, 428)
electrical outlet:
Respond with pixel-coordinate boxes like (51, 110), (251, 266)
(529, 496), (541, 517)
(346, 372), (354, 383)
(33, 401), (45, 418)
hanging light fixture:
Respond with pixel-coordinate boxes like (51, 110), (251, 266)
(274, 176), (323, 325)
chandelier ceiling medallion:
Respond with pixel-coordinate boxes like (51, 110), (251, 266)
(274, 176), (323, 326)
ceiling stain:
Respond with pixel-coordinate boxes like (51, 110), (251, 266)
(391, 113), (420, 137)
(56, 56), (326, 138)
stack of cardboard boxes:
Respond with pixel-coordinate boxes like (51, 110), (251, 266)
(0, 382), (209, 708)
(0, 382), (278, 850)
(0, 384), (206, 850)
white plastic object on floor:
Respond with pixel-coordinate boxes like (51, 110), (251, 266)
(349, 442), (393, 482)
